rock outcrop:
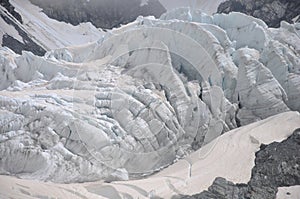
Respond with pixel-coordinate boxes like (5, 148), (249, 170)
(0, 0), (22, 23)
(29, 0), (166, 29)
(178, 177), (246, 199)
(217, 0), (300, 28)
(0, 0), (46, 55)
(179, 128), (300, 199)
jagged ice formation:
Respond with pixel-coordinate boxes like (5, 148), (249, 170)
(0, 9), (300, 183)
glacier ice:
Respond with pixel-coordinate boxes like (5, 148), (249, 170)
(0, 9), (300, 183)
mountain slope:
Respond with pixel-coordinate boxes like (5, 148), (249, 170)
(0, 0), (227, 55)
(181, 128), (300, 199)
(0, 0), (103, 55)
(217, 0), (300, 28)
(29, 0), (166, 29)
(0, 0), (46, 55)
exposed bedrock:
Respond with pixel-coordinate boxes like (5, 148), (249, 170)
(179, 128), (300, 199)
(28, 0), (166, 29)
(217, 0), (300, 28)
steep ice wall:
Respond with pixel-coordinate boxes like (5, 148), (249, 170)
(0, 9), (299, 183)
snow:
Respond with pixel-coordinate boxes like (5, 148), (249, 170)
(277, 186), (300, 199)
(140, 0), (149, 6)
(0, 111), (299, 198)
(0, 6), (300, 197)
(9, 0), (104, 50)
(0, 7), (23, 45)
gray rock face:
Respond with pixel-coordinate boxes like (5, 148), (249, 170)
(247, 128), (300, 198)
(29, 0), (166, 29)
(217, 0), (300, 28)
(0, 0), (22, 23)
(0, 1), (46, 56)
(179, 128), (300, 199)
(177, 177), (247, 199)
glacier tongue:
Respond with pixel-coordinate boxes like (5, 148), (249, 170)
(0, 9), (300, 183)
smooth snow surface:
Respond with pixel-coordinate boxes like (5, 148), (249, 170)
(0, 111), (300, 198)
(277, 186), (300, 199)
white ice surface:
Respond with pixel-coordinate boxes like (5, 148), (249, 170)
(0, 7), (300, 192)
(0, 111), (299, 199)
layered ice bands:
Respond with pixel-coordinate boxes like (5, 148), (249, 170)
(0, 9), (300, 183)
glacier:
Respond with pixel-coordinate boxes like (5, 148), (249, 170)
(0, 9), (300, 183)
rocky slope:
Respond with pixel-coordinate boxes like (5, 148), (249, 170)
(0, 0), (22, 23)
(0, 0), (46, 55)
(217, 0), (300, 28)
(0, 7), (300, 184)
(29, 0), (166, 29)
(180, 128), (300, 199)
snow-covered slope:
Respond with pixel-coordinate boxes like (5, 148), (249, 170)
(10, 0), (103, 49)
(0, 0), (103, 54)
(0, 111), (299, 198)
(1, 0), (225, 55)
(1, 8), (300, 186)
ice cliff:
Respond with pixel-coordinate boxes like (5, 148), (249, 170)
(0, 9), (299, 183)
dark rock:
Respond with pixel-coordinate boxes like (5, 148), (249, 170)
(247, 128), (300, 198)
(0, 11), (46, 56)
(178, 128), (300, 199)
(0, 1), (46, 56)
(179, 178), (247, 199)
(217, 0), (300, 28)
(28, 0), (166, 29)
(0, 0), (22, 23)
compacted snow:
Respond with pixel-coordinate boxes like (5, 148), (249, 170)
(0, 6), (300, 199)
